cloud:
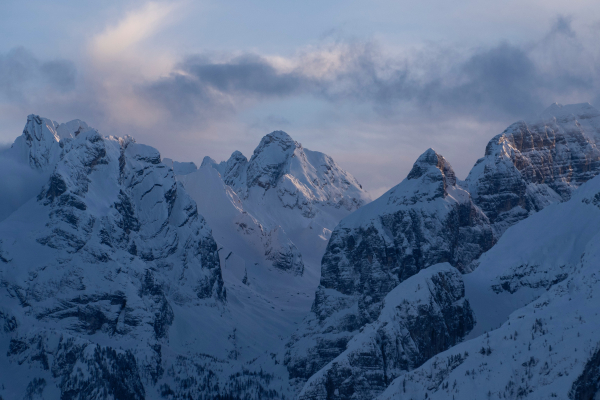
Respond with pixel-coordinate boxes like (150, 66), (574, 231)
(549, 15), (576, 37)
(91, 1), (178, 60)
(443, 43), (542, 118)
(139, 34), (590, 125)
(181, 54), (310, 96)
(4, 11), (596, 133)
(40, 60), (77, 91)
(0, 47), (76, 101)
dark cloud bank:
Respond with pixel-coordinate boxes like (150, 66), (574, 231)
(140, 16), (596, 125)
(2, 15), (596, 132)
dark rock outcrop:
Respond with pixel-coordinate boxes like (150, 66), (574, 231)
(297, 264), (473, 400)
(570, 345), (600, 400)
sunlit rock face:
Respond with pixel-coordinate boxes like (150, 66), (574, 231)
(467, 102), (600, 236)
(284, 149), (493, 389)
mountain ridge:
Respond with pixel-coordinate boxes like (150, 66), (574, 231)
(3, 103), (600, 399)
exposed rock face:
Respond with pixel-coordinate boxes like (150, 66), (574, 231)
(570, 347), (600, 400)
(298, 264), (474, 400)
(467, 102), (600, 235)
(264, 226), (305, 275)
(285, 149), (493, 388)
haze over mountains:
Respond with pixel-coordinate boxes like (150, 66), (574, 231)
(1, 103), (600, 399)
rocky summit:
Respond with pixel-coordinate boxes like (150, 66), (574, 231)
(3, 103), (600, 399)
(467, 102), (600, 236)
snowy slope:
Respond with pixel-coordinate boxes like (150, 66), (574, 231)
(178, 166), (315, 351)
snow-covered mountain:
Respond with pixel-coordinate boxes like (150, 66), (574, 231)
(0, 118), (371, 399)
(0, 115), (248, 399)
(298, 263), (474, 399)
(199, 131), (371, 254)
(291, 165), (600, 400)
(3, 103), (600, 399)
(0, 115), (90, 222)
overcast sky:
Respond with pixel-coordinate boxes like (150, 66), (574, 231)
(2, 0), (600, 196)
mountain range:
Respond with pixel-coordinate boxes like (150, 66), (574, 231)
(1, 103), (600, 399)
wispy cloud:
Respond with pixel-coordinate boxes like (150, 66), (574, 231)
(91, 1), (179, 62)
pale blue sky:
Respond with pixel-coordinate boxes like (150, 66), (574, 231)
(2, 0), (600, 195)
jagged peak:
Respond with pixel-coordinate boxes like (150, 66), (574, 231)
(11, 115), (74, 170)
(413, 148), (441, 167)
(406, 148), (456, 186)
(23, 114), (93, 143)
(263, 130), (295, 144)
(56, 119), (90, 139)
(201, 156), (218, 168)
(479, 102), (600, 158)
(229, 150), (248, 163)
(250, 131), (298, 160)
(23, 114), (60, 143)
